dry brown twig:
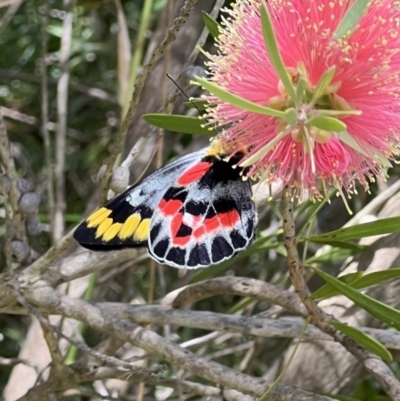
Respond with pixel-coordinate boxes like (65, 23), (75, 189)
(12, 283), (166, 377)
(23, 283), (334, 401)
(40, 2), (55, 245)
(54, 0), (74, 242)
(281, 185), (400, 400)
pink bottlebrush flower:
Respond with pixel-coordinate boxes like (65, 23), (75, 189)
(204, 0), (400, 200)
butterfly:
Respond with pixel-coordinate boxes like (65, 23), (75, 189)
(73, 145), (257, 269)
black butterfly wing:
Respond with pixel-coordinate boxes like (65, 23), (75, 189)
(148, 155), (257, 268)
(74, 150), (205, 250)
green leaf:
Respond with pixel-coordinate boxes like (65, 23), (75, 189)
(307, 116), (347, 132)
(330, 321), (392, 362)
(374, 152), (393, 168)
(202, 11), (220, 38)
(195, 77), (290, 119)
(306, 240), (367, 251)
(312, 268), (400, 300)
(309, 266), (400, 330)
(239, 129), (289, 167)
(312, 272), (363, 299)
(306, 217), (400, 243)
(310, 66), (336, 106)
(353, 268), (400, 290)
(316, 109), (362, 117)
(305, 246), (364, 265)
(260, 3), (296, 101)
(143, 114), (212, 135)
(336, 131), (369, 157)
(184, 99), (208, 110)
(228, 297), (253, 314)
(295, 77), (307, 107)
(334, 0), (371, 39)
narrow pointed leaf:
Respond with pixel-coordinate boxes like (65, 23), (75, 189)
(334, 0), (371, 39)
(310, 266), (400, 330)
(311, 66), (336, 105)
(311, 272), (363, 299)
(316, 109), (361, 117)
(260, 3), (296, 101)
(239, 130), (289, 167)
(330, 321), (392, 362)
(336, 131), (369, 157)
(143, 114), (212, 135)
(374, 152), (393, 168)
(312, 268), (400, 300)
(184, 99), (208, 110)
(295, 78), (307, 106)
(307, 116), (347, 132)
(196, 77), (288, 118)
(202, 11), (220, 38)
(306, 246), (364, 265)
(353, 268), (400, 289)
(307, 217), (400, 243)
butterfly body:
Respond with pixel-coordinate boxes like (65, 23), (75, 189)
(74, 146), (257, 269)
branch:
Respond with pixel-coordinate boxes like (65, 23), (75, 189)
(100, 304), (400, 351)
(40, 4), (55, 244)
(12, 284), (164, 377)
(0, 0), (25, 35)
(281, 186), (400, 400)
(86, 368), (221, 396)
(167, 276), (308, 316)
(54, 0), (74, 242)
(26, 284), (335, 401)
(20, 230), (76, 283)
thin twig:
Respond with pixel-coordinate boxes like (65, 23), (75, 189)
(21, 230), (75, 283)
(40, 0), (55, 244)
(40, 319), (67, 378)
(281, 185), (400, 400)
(168, 276), (308, 316)
(0, 356), (39, 373)
(281, 187), (328, 328)
(27, 286), (335, 401)
(0, 0), (25, 35)
(54, 0), (74, 242)
(99, 0), (200, 204)
(12, 284), (166, 376)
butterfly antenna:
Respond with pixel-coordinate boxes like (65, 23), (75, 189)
(166, 73), (202, 114)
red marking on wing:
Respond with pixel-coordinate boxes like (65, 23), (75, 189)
(177, 162), (211, 186)
(205, 216), (220, 232)
(193, 225), (206, 239)
(170, 213), (183, 238)
(193, 210), (240, 240)
(219, 210), (240, 228)
(173, 236), (191, 246)
(159, 199), (183, 216)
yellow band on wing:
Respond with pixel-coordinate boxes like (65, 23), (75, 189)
(95, 218), (113, 238)
(118, 214), (141, 240)
(87, 208), (112, 228)
(133, 218), (151, 241)
(102, 223), (123, 241)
